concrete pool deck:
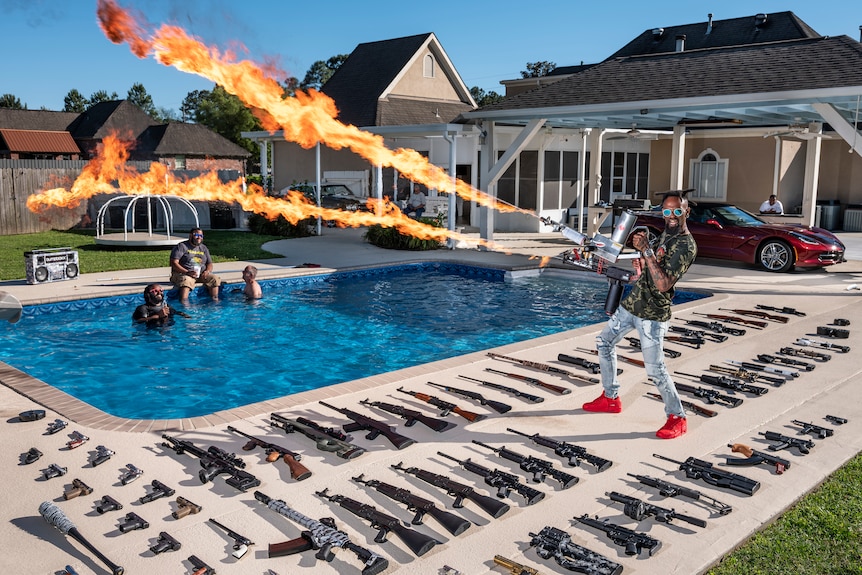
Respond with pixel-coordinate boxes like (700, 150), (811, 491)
(2, 227), (862, 575)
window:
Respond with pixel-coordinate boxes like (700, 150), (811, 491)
(175, 156), (186, 170)
(543, 150), (582, 210)
(496, 150), (538, 210)
(423, 55), (435, 78)
(689, 148), (728, 201)
(599, 152), (649, 201)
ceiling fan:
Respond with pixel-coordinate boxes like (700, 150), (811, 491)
(763, 123), (832, 140)
(606, 123), (660, 141)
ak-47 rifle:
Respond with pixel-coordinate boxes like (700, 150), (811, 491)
(574, 514), (662, 557)
(426, 381), (512, 414)
(456, 374), (545, 403)
(669, 325), (728, 343)
(506, 428), (612, 472)
(626, 472), (732, 515)
(659, 381), (743, 408)
(528, 526), (623, 575)
(725, 359), (798, 380)
(570, 348), (640, 368)
(708, 363), (787, 386)
(674, 371), (768, 396)
(269, 413), (366, 459)
(484, 368), (574, 395)
(358, 399), (456, 433)
(471, 440), (579, 489)
(759, 431), (815, 454)
(396, 387), (486, 422)
(319, 401), (416, 450)
(605, 491), (707, 528)
(755, 304), (806, 316)
(644, 392), (717, 418)
(790, 419), (834, 439)
(225, 426), (311, 481)
(653, 453), (761, 496)
(692, 312), (767, 329)
(718, 308), (789, 323)
(486, 352), (599, 384)
(626, 337), (682, 358)
(724, 443), (791, 474)
(683, 318), (746, 336)
(779, 346), (830, 362)
(795, 337), (850, 353)
(437, 451), (545, 505)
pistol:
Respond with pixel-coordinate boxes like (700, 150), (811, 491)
(172, 496), (202, 519)
(96, 495), (124, 514)
(149, 531), (182, 554)
(119, 512), (149, 533)
(139, 479), (175, 504)
(63, 478), (93, 500)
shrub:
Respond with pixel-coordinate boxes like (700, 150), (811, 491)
(364, 215), (444, 250)
(247, 212), (315, 238)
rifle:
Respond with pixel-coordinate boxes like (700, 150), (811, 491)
(493, 554), (543, 575)
(457, 374), (545, 403)
(471, 440), (579, 489)
(605, 491), (707, 528)
(790, 419), (834, 439)
(674, 370), (768, 396)
(726, 359), (799, 379)
(756, 353), (815, 371)
(161, 434), (260, 492)
(351, 473), (472, 536)
(645, 392), (717, 418)
(437, 451), (545, 505)
(319, 401), (416, 449)
(314, 488), (439, 557)
(389, 461), (510, 519)
(779, 346), (830, 362)
(528, 526), (623, 575)
(486, 352), (599, 384)
(484, 368), (574, 394)
(225, 425), (311, 480)
(683, 318), (746, 336)
(208, 518), (254, 559)
(626, 472), (732, 515)
(427, 381), (512, 414)
(826, 415), (848, 425)
(692, 312), (767, 329)
(626, 337), (682, 358)
(718, 308), (789, 323)
(755, 304), (806, 316)
(574, 514), (662, 557)
(653, 453), (761, 496)
(506, 428), (612, 472)
(665, 381), (743, 408)
(358, 399), (456, 433)
(270, 413), (366, 459)
(570, 348), (640, 369)
(551, 353), (601, 374)
(396, 387), (486, 422)
(708, 363), (786, 387)
(254, 490), (389, 575)
(795, 337), (850, 354)
(669, 325), (728, 343)
(724, 443), (791, 474)
(759, 431), (815, 454)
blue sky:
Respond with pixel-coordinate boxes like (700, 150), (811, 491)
(2, 0), (860, 113)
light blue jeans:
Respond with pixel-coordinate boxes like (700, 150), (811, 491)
(596, 306), (686, 418)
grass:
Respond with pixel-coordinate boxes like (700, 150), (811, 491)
(0, 229), (283, 281)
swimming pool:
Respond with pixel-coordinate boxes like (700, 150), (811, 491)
(1, 263), (706, 419)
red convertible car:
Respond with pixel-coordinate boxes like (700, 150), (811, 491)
(633, 202), (845, 272)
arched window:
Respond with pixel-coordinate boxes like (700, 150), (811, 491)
(689, 148), (728, 200)
(423, 54), (435, 78)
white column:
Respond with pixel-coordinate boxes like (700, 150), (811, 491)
(801, 123), (823, 227)
(587, 128), (604, 204)
(577, 129), (589, 233)
(669, 125), (687, 189)
(259, 140), (269, 191)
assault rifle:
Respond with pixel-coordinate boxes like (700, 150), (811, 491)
(427, 381), (512, 414)
(457, 374), (545, 403)
(396, 387), (486, 422)
(779, 346), (830, 362)
(567, 349), (633, 370)
(270, 413), (366, 459)
(724, 443), (791, 474)
(644, 392), (717, 418)
(351, 474), (472, 536)
(759, 431), (815, 454)
(486, 352), (599, 384)
(683, 318), (746, 336)
(528, 525), (623, 575)
(708, 363), (786, 387)
(725, 359), (798, 379)
(674, 370), (768, 396)
(670, 325), (728, 343)
(795, 337), (850, 353)
(756, 304), (805, 316)
(507, 427), (613, 472)
(437, 451), (545, 505)
(790, 419), (834, 439)
(756, 353), (815, 371)
(484, 368), (574, 394)
(161, 434), (260, 492)
(653, 453), (761, 496)
(358, 399), (455, 433)
(314, 488), (439, 557)
(693, 312), (767, 329)
(225, 426), (311, 480)
(718, 308), (789, 323)
(208, 518), (254, 559)
(254, 490), (388, 575)
(319, 401), (416, 449)
(667, 381), (743, 408)
(626, 337), (682, 358)
(626, 472), (732, 515)
(605, 491), (707, 528)
(574, 514), (662, 556)
(390, 461), (510, 518)
(471, 440), (579, 489)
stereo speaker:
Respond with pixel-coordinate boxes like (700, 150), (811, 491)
(24, 248), (79, 284)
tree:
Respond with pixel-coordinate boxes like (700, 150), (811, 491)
(126, 83), (157, 118)
(281, 76), (300, 98)
(156, 107), (181, 122)
(89, 90), (119, 105)
(0, 94), (25, 109)
(180, 89), (207, 123)
(300, 54), (348, 90)
(186, 85), (262, 155)
(63, 89), (89, 113)
(521, 61), (557, 78)
(470, 86), (504, 107)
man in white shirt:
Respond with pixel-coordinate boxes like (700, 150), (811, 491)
(759, 195), (784, 214)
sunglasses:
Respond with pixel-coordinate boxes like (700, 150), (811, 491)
(148, 288), (162, 294)
(662, 208), (685, 217)
(192, 233), (204, 237)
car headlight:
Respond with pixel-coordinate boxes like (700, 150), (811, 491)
(346, 204), (359, 211)
(788, 232), (824, 246)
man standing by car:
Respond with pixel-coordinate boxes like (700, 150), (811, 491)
(170, 228), (222, 303)
(759, 194), (784, 214)
(582, 190), (698, 439)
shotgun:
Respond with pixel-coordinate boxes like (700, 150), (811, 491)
(456, 374), (546, 403)
(718, 308), (788, 323)
(426, 381), (512, 414)
(484, 368), (573, 395)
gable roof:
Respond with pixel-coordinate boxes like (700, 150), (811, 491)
(0, 129), (80, 154)
(67, 100), (156, 140)
(137, 123), (250, 157)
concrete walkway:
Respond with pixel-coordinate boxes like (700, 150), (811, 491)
(2, 227), (862, 575)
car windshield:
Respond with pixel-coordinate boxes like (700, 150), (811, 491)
(697, 205), (765, 227)
(320, 185), (355, 197)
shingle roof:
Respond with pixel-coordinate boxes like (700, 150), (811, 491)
(0, 129), (80, 154)
(377, 97), (474, 125)
(67, 100), (156, 140)
(137, 123), (250, 157)
(0, 109), (78, 131)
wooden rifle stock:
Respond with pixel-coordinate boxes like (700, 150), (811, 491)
(692, 313), (767, 329)
(268, 534), (315, 557)
(571, 348), (645, 368)
(483, 368), (571, 395)
(226, 426), (311, 481)
(718, 308), (788, 323)
(396, 388), (485, 422)
(487, 352), (599, 384)
(645, 392), (717, 418)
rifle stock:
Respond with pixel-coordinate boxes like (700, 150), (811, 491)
(319, 401), (416, 450)
(226, 426), (311, 481)
(484, 368), (572, 394)
(396, 387), (486, 422)
(358, 399), (456, 433)
(486, 352), (599, 384)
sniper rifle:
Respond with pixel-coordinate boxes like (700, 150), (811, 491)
(674, 370), (768, 396)
(456, 374), (545, 403)
(724, 443), (791, 474)
(319, 401), (416, 450)
(396, 387), (486, 422)
(160, 435), (260, 492)
(486, 352), (599, 384)
(358, 399), (455, 433)
(653, 453), (761, 496)
(528, 525), (623, 575)
(270, 413), (366, 459)
(605, 491), (707, 528)
(574, 514), (662, 557)
(225, 426), (311, 480)
(484, 368), (573, 395)
(506, 427), (612, 472)
(426, 381), (512, 414)
(437, 451), (545, 505)
(626, 472), (732, 515)
(471, 440), (579, 489)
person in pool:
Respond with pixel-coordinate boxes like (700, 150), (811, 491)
(241, 265), (262, 299)
(132, 284), (188, 325)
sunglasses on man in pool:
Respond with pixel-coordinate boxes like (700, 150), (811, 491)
(662, 207), (685, 217)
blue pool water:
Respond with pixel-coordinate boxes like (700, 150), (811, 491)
(1, 263), (706, 419)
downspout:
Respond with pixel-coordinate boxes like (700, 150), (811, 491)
(259, 140), (269, 193)
(315, 142), (322, 236)
(577, 129), (589, 233)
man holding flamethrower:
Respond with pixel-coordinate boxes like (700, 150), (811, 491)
(546, 191), (697, 439)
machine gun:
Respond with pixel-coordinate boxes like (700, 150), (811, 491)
(319, 401), (416, 449)
(351, 474), (472, 536)
(208, 518), (254, 559)
(626, 472), (732, 515)
(668, 381), (743, 408)
(254, 490), (388, 575)
(528, 525), (623, 575)
(759, 431), (815, 454)
(226, 425), (311, 480)
(707, 364), (786, 387)
(653, 453), (760, 496)
(390, 461), (510, 519)
(437, 451), (545, 505)
(270, 413), (366, 459)
(486, 352), (599, 385)
(427, 381), (512, 414)
(506, 427), (612, 472)
(790, 419), (834, 439)
(755, 304), (805, 316)
(358, 399), (456, 432)
(724, 443), (791, 474)
(457, 374), (545, 403)
(314, 488), (439, 557)
(574, 514), (662, 557)
(161, 434), (260, 492)
(471, 440), (579, 489)
(779, 346), (830, 362)
(683, 318), (746, 336)
(605, 491), (707, 527)
(669, 325), (728, 343)
(396, 388), (486, 422)
(674, 370), (768, 396)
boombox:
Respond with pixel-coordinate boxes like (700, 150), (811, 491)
(24, 248), (79, 284)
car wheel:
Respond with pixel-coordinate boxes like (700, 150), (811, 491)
(757, 239), (794, 272)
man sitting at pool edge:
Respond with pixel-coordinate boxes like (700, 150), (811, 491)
(170, 228), (222, 303)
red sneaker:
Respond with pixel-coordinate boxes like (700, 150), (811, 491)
(656, 415), (687, 439)
(582, 393), (622, 413)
